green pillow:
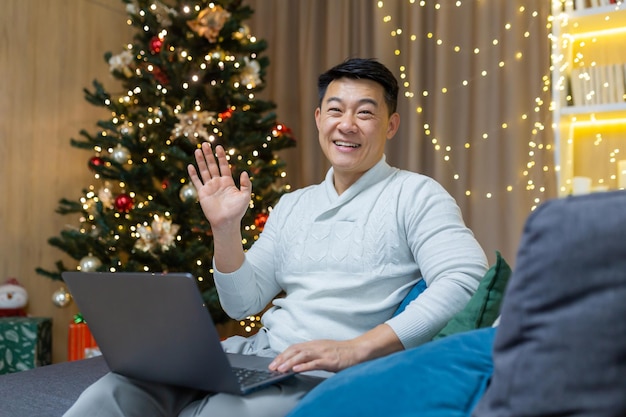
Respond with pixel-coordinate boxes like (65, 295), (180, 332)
(433, 251), (511, 339)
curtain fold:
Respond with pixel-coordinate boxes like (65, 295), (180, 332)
(246, 0), (553, 265)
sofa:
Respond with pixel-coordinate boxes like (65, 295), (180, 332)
(2, 190), (625, 417)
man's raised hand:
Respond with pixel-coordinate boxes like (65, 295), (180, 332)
(187, 143), (252, 232)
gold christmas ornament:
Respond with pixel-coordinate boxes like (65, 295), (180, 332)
(79, 255), (102, 272)
(179, 183), (198, 202)
(52, 286), (72, 308)
(111, 145), (131, 164)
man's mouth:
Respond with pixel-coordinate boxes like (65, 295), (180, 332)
(333, 140), (361, 148)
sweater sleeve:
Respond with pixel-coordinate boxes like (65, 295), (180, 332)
(385, 178), (488, 348)
(212, 198), (286, 320)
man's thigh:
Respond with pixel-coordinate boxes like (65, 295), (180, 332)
(63, 372), (202, 417)
(180, 375), (324, 417)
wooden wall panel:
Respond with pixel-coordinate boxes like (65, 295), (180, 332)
(0, 0), (133, 363)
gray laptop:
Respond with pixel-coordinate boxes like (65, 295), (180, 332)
(62, 271), (295, 395)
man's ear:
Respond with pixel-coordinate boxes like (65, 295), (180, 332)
(386, 112), (401, 140)
(314, 107), (321, 130)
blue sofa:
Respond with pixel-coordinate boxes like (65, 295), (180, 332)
(2, 191), (625, 417)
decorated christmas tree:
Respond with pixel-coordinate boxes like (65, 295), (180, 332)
(37, 0), (296, 323)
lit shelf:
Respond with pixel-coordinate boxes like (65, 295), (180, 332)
(559, 102), (626, 116)
(568, 4), (626, 19)
(552, 2), (626, 196)
(564, 5), (626, 35)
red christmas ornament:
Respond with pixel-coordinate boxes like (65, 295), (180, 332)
(161, 178), (170, 190)
(151, 66), (169, 85)
(254, 213), (269, 231)
(272, 123), (295, 140)
(114, 193), (134, 213)
(88, 156), (104, 171)
(149, 36), (164, 54)
(218, 108), (233, 120)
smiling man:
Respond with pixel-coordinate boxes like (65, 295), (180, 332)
(63, 58), (488, 417)
(315, 73), (400, 195)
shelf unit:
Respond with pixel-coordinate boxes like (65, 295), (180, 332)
(551, 1), (626, 196)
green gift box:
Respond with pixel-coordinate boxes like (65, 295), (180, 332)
(0, 317), (52, 374)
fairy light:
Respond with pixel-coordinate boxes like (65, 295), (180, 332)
(379, 0), (552, 210)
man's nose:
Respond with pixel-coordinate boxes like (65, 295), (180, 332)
(338, 113), (357, 133)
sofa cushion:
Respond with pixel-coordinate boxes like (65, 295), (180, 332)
(0, 356), (109, 417)
(472, 191), (626, 416)
(288, 327), (495, 417)
(434, 251), (511, 339)
(392, 279), (427, 316)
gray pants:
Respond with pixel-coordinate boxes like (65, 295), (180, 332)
(63, 330), (326, 417)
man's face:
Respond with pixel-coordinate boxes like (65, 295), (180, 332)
(315, 77), (400, 192)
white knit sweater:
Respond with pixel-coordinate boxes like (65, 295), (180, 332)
(214, 157), (488, 354)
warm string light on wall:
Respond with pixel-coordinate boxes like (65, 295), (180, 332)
(378, 0), (552, 210)
(550, 0), (626, 194)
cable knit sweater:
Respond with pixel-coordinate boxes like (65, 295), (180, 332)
(214, 157), (488, 354)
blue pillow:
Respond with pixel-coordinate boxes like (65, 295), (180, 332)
(392, 279), (427, 316)
(288, 327), (495, 417)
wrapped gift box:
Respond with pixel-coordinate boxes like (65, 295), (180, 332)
(0, 317), (52, 374)
(68, 321), (99, 361)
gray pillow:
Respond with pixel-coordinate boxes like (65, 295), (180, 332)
(472, 191), (626, 417)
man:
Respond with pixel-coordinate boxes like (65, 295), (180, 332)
(64, 58), (487, 417)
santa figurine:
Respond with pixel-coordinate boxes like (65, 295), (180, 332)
(0, 278), (28, 317)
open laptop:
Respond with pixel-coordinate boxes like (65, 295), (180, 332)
(62, 271), (295, 395)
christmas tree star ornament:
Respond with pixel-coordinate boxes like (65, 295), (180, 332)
(171, 110), (215, 144)
(187, 4), (231, 43)
(135, 216), (181, 253)
(239, 57), (261, 88)
(108, 50), (134, 78)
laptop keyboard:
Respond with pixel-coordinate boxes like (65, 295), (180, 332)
(233, 367), (285, 386)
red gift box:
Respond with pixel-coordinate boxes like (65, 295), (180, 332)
(68, 314), (98, 361)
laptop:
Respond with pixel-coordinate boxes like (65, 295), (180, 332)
(62, 271), (296, 395)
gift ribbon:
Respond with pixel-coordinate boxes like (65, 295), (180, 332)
(73, 313), (86, 324)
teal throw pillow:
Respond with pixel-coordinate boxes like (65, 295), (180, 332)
(434, 251), (511, 339)
(287, 327), (496, 417)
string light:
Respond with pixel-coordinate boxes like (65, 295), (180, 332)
(379, 1), (551, 210)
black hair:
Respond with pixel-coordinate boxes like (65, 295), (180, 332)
(317, 58), (399, 115)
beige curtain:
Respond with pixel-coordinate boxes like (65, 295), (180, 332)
(1, 0), (552, 363)
(247, 0), (555, 265)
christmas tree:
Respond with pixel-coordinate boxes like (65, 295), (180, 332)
(37, 0), (296, 323)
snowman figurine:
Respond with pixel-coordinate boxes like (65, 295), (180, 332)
(0, 278), (28, 317)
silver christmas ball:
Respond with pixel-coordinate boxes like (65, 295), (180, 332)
(179, 183), (198, 202)
(79, 255), (102, 272)
(111, 145), (131, 164)
(52, 287), (72, 308)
